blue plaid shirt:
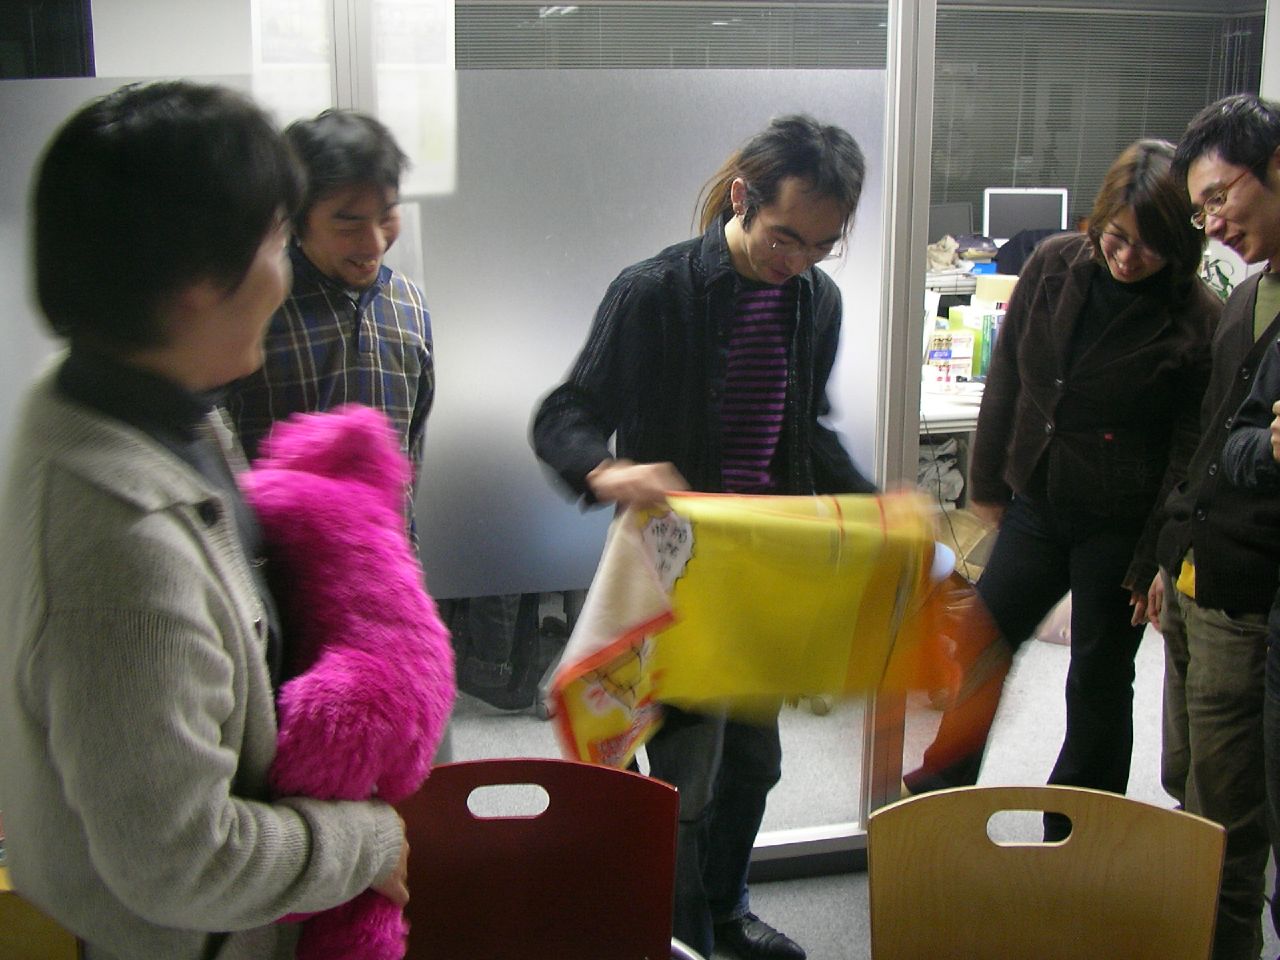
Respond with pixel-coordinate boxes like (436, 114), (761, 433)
(228, 243), (434, 489)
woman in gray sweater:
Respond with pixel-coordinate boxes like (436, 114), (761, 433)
(0, 82), (408, 960)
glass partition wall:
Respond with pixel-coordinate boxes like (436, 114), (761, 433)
(903, 0), (1266, 821)
(421, 2), (923, 881)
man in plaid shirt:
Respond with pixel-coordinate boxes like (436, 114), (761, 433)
(229, 110), (434, 529)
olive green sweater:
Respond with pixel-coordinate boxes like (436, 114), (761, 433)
(0, 368), (402, 960)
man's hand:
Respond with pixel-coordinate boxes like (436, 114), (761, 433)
(586, 459), (689, 511)
(372, 815), (410, 907)
(1146, 574), (1165, 633)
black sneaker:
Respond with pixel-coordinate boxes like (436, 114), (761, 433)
(713, 912), (806, 960)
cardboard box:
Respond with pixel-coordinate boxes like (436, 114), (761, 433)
(974, 273), (1018, 304)
(923, 330), (960, 383)
(946, 307), (984, 378)
(923, 327), (978, 384)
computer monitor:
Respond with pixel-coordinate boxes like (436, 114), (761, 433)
(982, 187), (1069, 246)
(929, 201), (973, 242)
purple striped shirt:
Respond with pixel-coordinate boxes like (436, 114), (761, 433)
(720, 283), (795, 493)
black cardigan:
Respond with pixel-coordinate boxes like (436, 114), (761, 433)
(1158, 271), (1280, 614)
(531, 219), (875, 502)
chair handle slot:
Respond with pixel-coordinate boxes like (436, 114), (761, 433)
(986, 807), (1073, 845)
(465, 782), (552, 819)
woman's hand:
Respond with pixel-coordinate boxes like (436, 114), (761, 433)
(969, 501), (1005, 528)
(1129, 589), (1149, 628)
(372, 816), (410, 907)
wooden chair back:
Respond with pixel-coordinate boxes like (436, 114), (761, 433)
(867, 785), (1225, 960)
(0, 868), (81, 960)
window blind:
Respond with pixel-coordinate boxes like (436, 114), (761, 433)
(933, 8), (1263, 228)
(454, 2), (1263, 233)
(456, 3), (889, 69)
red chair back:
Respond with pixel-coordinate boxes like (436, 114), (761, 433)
(399, 757), (679, 960)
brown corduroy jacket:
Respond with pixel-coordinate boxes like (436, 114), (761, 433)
(971, 232), (1221, 593)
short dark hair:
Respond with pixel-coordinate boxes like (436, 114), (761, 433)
(697, 115), (866, 236)
(34, 80), (303, 350)
(1173, 93), (1280, 182)
(284, 110), (409, 236)
(1088, 139), (1204, 284)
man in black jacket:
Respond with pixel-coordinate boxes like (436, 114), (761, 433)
(532, 116), (873, 960)
(1152, 93), (1280, 960)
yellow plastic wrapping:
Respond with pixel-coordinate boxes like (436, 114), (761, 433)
(550, 491), (948, 767)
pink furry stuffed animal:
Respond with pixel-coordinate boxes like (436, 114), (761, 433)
(240, 404), (456, 960)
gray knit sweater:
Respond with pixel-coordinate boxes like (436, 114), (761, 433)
(0, 368), (403, 960)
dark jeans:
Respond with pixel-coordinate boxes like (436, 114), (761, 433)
(441, 593), (542, 708)
(643, 705), (782, 958)
(906, 495), (1145, 838)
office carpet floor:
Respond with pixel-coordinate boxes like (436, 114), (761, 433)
(728, 627), (1280, 960)
(450, 626), (1278, 960)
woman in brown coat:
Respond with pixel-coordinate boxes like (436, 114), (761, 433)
(905, 140), (1221, 836)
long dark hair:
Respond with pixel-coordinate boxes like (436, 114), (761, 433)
(696, 115), (866, 236)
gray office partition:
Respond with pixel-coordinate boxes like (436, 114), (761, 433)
(412, 69), (886, 599)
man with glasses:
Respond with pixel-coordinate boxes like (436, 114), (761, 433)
(532, 115), (874, 960)
(1150, 93), (1280, 960)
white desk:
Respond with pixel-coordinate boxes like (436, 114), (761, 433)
(920, 387), (982, 435)
(918, 388), (982, 510)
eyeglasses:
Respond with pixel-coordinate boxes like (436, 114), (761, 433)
(1100, 230), (1162, 260)
(769, 236), (845, 265)
(1190, 168), (1250, 230)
